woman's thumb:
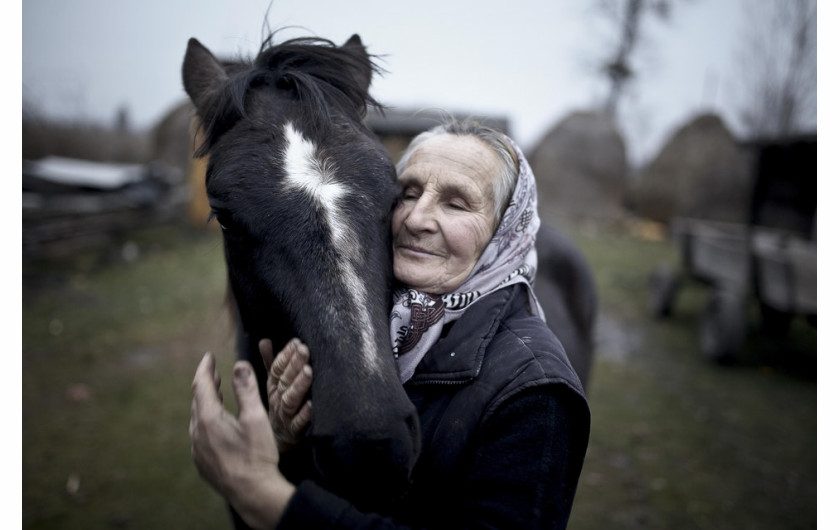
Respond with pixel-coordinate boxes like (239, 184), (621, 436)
(232, 361), (263, 417)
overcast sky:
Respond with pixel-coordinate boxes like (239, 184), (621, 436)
(21, 0), (802, 165)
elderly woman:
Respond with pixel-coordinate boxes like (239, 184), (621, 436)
(190, 120), (590, 529)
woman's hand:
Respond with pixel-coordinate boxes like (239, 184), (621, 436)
(259, 338), (313, 453)
(190, 353), (294, 529)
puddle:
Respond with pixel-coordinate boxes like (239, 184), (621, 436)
(594, 313), (641, 362)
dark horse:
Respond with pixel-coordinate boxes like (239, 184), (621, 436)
(182, 34), (420, 512)
(535, 224), (597, 389)
(182, 30), (597, 521)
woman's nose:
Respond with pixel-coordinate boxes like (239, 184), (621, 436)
(402, 197), (437, 233)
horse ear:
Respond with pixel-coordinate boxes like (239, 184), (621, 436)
(182, 38), (229, 119)
(341, 34), (373, 92)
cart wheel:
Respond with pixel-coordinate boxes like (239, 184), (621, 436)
(648, 264), (680, 318)
(699, 290), (745, 363)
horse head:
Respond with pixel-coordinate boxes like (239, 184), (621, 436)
(182, 34), (420, 508)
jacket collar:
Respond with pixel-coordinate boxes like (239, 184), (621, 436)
(406, 285), (525, 384)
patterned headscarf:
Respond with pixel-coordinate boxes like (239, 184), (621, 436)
(389, 133), (544, 383)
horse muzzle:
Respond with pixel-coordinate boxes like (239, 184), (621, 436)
(309, 405), (422, 510)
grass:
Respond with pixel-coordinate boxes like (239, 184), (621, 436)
(23, 226), (236, 529)
(21, 222), (816, 529)
(565, 226), (816, 529)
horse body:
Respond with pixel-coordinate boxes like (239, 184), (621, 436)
(182, 35), (419, 509)
(535, 224), (597, 388)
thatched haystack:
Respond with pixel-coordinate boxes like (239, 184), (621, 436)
(528, 111), (628, 221)
(629, 113), (752, 224)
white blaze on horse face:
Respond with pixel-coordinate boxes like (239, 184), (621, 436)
(281, 122), (379, 374)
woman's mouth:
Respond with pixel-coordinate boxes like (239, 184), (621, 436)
(397, 243), (438, 257)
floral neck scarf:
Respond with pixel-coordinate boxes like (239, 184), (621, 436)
(390, 135), (544, 383)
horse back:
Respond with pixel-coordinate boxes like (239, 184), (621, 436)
(535, 224), (597, 389)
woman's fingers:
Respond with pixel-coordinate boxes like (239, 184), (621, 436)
(280, 364), (313, 418)
(261, 339), (314, 452)
(277, 339), (309, 391)
(192, 353), (221, 413)
(258, 339), (279, 372)
(288, 400), (312, 436)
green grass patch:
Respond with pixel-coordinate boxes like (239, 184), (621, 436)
(567, 227), (816, 530)
(23, 226), (238, 529)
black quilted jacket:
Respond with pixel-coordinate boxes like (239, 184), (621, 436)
(277, 283), (590, 529)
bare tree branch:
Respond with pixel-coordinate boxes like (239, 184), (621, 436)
(734, 0), (816, 139)
(597, 0), (678, 118)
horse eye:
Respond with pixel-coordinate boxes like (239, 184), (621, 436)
(208, 209), (232, 231)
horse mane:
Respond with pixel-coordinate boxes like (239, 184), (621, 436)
(195, 36), (384, 157)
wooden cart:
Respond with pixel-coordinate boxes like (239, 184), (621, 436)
(649, 135), (816, 362)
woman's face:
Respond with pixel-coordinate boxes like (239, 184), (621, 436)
(392, 134), (499, 294)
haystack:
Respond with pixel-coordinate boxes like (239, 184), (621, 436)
(629, 113), (752, 224)
(529, 111), (628, 221)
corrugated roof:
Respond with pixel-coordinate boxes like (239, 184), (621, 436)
(365, 108), (509, 136)
(23, 156), (146, 190)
